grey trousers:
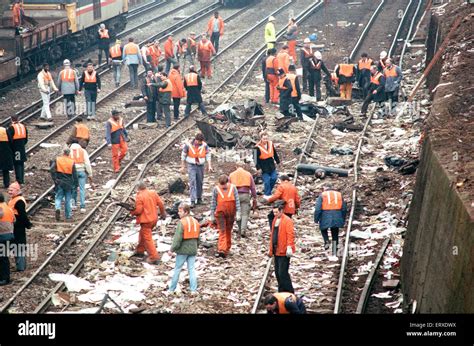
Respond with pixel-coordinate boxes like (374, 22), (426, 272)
(128, 64), (139, 88)
(237, 192), (251, 234)
(187, 163), (204, 202)
(157, 103), (171, 127)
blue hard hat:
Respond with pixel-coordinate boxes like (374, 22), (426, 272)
(309, 33), (318, 42)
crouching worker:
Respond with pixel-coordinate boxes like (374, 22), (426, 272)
(130, 181), (166, 265)
(168, 203), (199, 294)
(264, 292), (306, 314)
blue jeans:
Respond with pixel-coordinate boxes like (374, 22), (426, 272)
(262, 169), (278, 196)
(72, 171), (87, 209)
(187, 163), (204, 202)
(55, 186), (72, 219)
(169, 254), (197, 292)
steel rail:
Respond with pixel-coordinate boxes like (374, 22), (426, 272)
(0, 1), (221, 128)
(349, 0), (385, 62)
(399, 0), (423, 69)
(334, 0), (425, 314)
(126, 0), (167, 20)
(249, 0), (328, 314)
(2, 3), (296, 312)
(0, 0), (194, 126)
(388, 0), (414, 58)
(24, 3), (258, 214)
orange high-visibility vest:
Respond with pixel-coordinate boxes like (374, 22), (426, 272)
(384, 66), (398, 78)
(216, 184), (236, 204)
(12, 123), (26, 140)
(273, 292), (297, 314)
(124, 43), (139, 55)
(0, 202), (14, 223)
(256, 140), (274, 160)
(276, 51), (290, 72)
(8, 196), (26, 216)
(0, 127), (8, 142)
(42, 71), (53, 82)
(198, 41), (213, 52)
(159, 78), (173, 93)
(185, 73), (198, 87)
(70, 147), (85, 164)
(287, 74), (298, 97)
(84, 71), (97, 83)
(181, 216), (200, 239)
(371, 72), (382, 85)
(339, 64), (354, 77)
(75, 124), (90, 139)
(60, 69), (76, 82)
(109, 44), (122, 58)
(175, 41), (187, 54)
(358, 58), (373, 70)
(108, 118), (124, 133)
(321, 191), (343, 210)
(99, 29), (109, 39)
(186, 141), (207, 159)
(56, 156), (75, 174)
(229, 168), (252, 188)
(265, 56), (277, 75)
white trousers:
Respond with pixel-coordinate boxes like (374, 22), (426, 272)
(40, 90), (52, 119)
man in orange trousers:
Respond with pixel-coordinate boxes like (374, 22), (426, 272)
(130, 181), (166, 264)
(210, 175), (241, 258)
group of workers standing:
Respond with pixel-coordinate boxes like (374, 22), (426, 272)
(262, 15), (403, 118)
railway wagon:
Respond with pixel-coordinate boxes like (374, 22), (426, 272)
(0, 0), (128, 84)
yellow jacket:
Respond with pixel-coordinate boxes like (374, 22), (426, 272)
(265, 22), (276, 44)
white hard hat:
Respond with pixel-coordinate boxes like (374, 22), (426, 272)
(304, 38), (310, 44)
(314, 51), (322, 60)
(100, 23), (105, 29)
(268, 16), (276, 22)
(380, 50), (388, 59)
(63, 59), (71, 66)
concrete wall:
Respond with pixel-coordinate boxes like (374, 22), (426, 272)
(401, 137), (474, 313)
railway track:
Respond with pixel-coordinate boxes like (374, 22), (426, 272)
(0, 0), (210, 123)
(250, 0), (426, 314)
(125, 0), (167, 21)
(0, 0), (315, 314)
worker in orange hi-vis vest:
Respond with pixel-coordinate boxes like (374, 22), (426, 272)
(105, 110), (129, 173)
(97, 23), (110, 66)
(67, 116), (90, 149)
(122, 37), (143, 88)
(197, 34), (216, 79)
(69, 143), (92, 213)
(264, 292), (306, 314)
(207, 11), (224, 53)
(168, 203), (199, 293)
(335, 57), (357, 100)
(50, 147), (78, 221)
(0, 193), (15, 285)
(79, 63), (101, 120)
(210, 175), (241, 258)
(7, 116), (28, 185)
(314, 184), (347, 257)
(12, 0), (22, 27)
(109, 39), (123, 87)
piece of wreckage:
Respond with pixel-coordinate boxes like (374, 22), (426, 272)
(196, 99), (266, 148)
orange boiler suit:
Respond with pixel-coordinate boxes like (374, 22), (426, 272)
(131, 189), (165, 261)
(211, 183), (241, 255)
(197, 40), (216, 78)
(265, 55), (279, 103)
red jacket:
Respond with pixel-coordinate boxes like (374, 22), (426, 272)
(267, 181), (301, 215)
(131, 189), (165, 224)
(269, 214), (295, 257)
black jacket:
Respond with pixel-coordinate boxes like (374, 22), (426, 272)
(50, 158), (78, 191)
(154, 79), (172, 105)
(368, 74), (386, 102)
(184, 72), (203, 104)
(254, 143), (280, 174)
(0, 129), (14, 170)
(309, 58), (330, 80)
(141, 76), (158, 101)
(79, 71), (101, 92)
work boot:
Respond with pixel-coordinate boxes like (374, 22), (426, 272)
(324, 241), (330, 251)
(332, 241), (338, 257)
(197, 198), (203, 205)
(55, 209), (61, 221)
(241, 230), (246, 238)
(146, 258), (161, 265)
(0, 280), (10, 286)
(130, 252), (146, 258)
(190, 201), (196, 208)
